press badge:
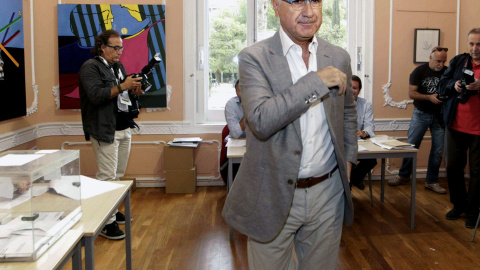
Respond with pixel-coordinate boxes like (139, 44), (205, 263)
(119, 92), (132, 106)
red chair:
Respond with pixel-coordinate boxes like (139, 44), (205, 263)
(220, 125), (230, 184)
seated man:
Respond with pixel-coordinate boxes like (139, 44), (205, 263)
(350, 75), (377, 190)
(225, 79), (246, 140)
(221, 79), (244, 183)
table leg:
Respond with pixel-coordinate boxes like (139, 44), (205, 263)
(228, 158), (234, 241)
(368, 172), (373, 206)
(381, 158), (385, 203)
(125, 190), (132, 270)
(410, 154), (416, 230)
(227, 159), (233, 194)
(471, 214), (480, 242)
(83, 237), (95, 270)
(72, 241), (82, 270)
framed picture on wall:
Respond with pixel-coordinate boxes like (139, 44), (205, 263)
(414, 28), (440, 63)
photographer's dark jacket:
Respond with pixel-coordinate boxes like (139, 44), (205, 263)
(79, 58), (132, 143)
(438, 53), (474, 128)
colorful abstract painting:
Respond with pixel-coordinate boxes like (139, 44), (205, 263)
(57, 4), (166, 109)
(0, 0), (26, 121)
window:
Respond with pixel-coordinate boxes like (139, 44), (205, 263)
(184, 0), (373, 130)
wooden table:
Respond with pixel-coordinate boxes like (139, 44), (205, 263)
(358, 139), (418, 229)
(226, 145), (246, 194)
(227, 139), (419, 230)
(81, 180), (133, 270)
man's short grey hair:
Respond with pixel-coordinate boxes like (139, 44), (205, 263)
(467, 27), (480, 37)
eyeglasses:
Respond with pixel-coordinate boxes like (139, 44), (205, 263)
(282, 0), (322, 11)
(106, 45), (125, 52)
(431, 47), (448, 53)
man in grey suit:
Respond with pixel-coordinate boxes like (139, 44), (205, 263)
(222, 0), (357, 269)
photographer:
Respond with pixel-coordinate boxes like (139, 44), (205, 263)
(389, 46), (447, 194)
(438, 28), (480, 229)
(79, 30), (144, 240)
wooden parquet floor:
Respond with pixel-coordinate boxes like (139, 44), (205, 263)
(64, 178), (480, 270)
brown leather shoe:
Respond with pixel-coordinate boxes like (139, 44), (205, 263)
(388, 175), (411, 186)
(425, 183), (446, 194)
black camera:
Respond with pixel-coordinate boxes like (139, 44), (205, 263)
(128, 94), (141, 119)
(131, 53), (162, 92)
(457, 68), (476, 104)
(436, 93), (449, 101)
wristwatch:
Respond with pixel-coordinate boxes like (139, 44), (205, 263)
(118, 83), (124, 93)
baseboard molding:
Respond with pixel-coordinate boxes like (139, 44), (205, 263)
(135, 179), (225, 188)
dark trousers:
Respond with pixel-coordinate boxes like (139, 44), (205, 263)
(351, 159), (378, 186)
(446, 128), (480, 217)
(220, 162), (240, 185)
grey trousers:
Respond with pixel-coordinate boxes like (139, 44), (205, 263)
(248, 170), (345, 270)
(91, 128), (132, 224)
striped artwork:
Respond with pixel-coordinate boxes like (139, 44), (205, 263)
(0, 0), (26, 121)
(58, 4), (166, 109)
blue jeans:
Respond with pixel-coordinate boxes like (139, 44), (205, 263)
(399, 108), (445, 184)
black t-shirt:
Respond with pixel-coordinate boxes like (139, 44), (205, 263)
(410, 63), (447, 113)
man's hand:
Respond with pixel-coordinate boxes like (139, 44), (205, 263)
(316, 66), (347, 95)
(123, 75), (143, 90)
(454, 80), (463, 93)
(130, 85), (145, 95)
(428, 94), (443, 104)
(466, 78), (480, 91)
(347, 162), (353, 183)
(356, 129), (367, 138)
(239, 116), (246, 131)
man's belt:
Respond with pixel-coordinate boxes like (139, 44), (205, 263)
(296, 165), (339, 189)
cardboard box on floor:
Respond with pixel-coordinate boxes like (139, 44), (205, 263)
(166, 167), (197, 193)
(163, 146), (195, 170)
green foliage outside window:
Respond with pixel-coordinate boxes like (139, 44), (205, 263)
(209, 0), (347, 81)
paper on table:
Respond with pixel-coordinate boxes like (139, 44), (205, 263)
(167, 141), (199, 148)
(370, 138), (414, 150)
(226, 138), (246, 147)
(36, 150), (59, 154)
(0, 154), (45, 166)
(0, 212), (65, 256)
(50, 177), (81, 200)
(79, 175), (124, 199)
(32, 185), (49, 197)
(358, 145), (369, 151)
(173, 137), (202, 142)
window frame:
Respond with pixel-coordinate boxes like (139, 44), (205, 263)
(183, 0), (374, 133)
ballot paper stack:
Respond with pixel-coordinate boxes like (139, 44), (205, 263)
(167, 137), (202, 148)
(370, 136), (415, 150)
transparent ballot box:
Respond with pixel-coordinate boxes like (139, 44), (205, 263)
(0, 150), (82, 262)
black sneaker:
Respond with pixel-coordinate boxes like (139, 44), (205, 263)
(116, 212), (126, 224)
(100, 222), (125, 240)
(115, 212), (133, 224)
(446, 207), (465, 220)
(466, 214), (479, 229)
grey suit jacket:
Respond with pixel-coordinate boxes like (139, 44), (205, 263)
(222, 32), (357, 243)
